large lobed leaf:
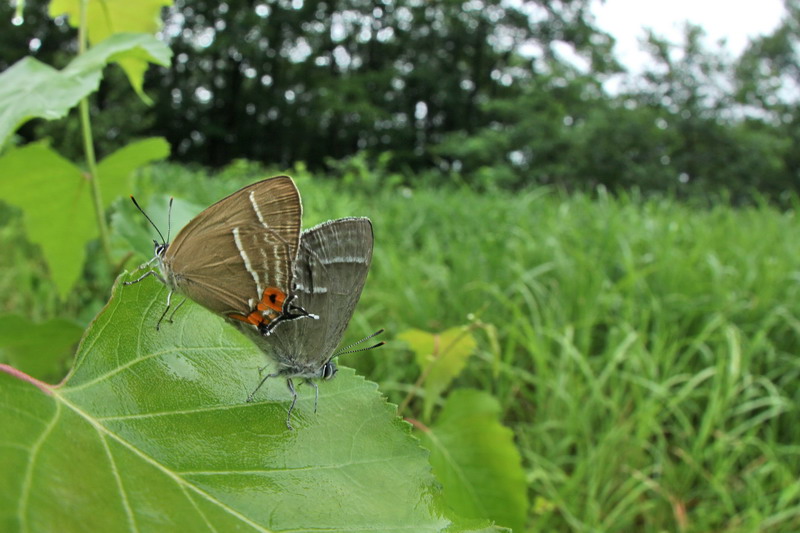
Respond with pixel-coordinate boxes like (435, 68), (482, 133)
(0, 276), (449, 532)
(0, 57), (96, 148)
(0, 143), (95, 300)
(49, 0), (173, 101)
(0, 33), (171, 147)
(0, 138), (169, 298)
(96, 138), (171, 209)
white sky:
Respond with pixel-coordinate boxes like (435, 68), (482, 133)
(591, 0), (786, 72)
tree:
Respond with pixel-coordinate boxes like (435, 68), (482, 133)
(735, 0), (800, 198)
(147, 0), (611, 170)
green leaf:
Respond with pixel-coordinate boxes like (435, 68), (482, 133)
(399, 327), (477, 421)
(49, 1), (173, 101)
(0, 34), (171, 146)
(0, 276), (450, 532)
(97, 137), (170, 208)
(0, 136), (170, 296)
(419, 390), (527, 532)
(0, 142), (95, 299)
(0, 57), (98, 148)
(445, 519), (512, 533)
(0, 314), (83, 382)
(65, 32), (172, 104)
(49, 0), (171, 40)
(64, 33), (172, 77)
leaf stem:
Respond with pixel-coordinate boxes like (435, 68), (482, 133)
(0, 364), (54, 395)
(14, 0), (24, 21)
(77, 0), (113, 266)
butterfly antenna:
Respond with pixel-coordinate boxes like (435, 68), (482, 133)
(130, 196), (167, 244)
(334, 329), (385, 357)
(166, 197), (174, 243)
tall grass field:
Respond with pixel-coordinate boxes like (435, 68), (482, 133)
(353, 179), (800, 531)
(2, 163), (800, 531)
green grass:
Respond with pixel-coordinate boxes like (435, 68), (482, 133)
(3, 163), (800, 531)
(313, 176), (800, 531)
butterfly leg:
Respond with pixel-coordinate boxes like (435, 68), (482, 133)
(124, 268), (165, 286)
(155, 290), (174, 331)
(285, 379), (298, 430)
(125, 270), (171, 330)
(247, 370), (280, 402)
(306, 379), (320, 413)
(166, 297), (187, 324)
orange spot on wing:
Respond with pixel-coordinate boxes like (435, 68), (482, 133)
(229, 287), (285, 329)
(257, 287), (286, 313)
(228, 311), (268, 327)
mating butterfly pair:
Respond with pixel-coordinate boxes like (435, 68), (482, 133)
(127, 177), (381, 429)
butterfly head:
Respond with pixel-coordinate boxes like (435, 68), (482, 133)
(130, 195), (173, 261)
(154, 241), (169, 259)
(321, 361), (338, 381)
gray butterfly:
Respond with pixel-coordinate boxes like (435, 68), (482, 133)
(231, 217), (381, 429)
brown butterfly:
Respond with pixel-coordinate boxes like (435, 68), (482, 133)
(127, 175), (313, 334)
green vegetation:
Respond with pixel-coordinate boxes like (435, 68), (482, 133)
(3, 0), (800, 530)
(301, 169), (800, 531)
(5, 1), (800, 199)
(3, 162), (800, 530)
(1, 274), (450, 533)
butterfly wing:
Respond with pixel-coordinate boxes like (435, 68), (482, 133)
(259, 217), (374, 376)
(164, 176), (302, 316)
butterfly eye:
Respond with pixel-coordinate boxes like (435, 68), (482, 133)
(322, 362), (337, 380)
(155, 242), (169, 257)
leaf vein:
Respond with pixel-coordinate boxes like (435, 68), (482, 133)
(18, 402), (62, 531)
(179, 482), (219, 533)
(53, 390), (274, 533)
(64, 346), (252, 392)
(178, 455), (420, 476)
(98, 431), (139, 533)
(96, 402), (254, 420)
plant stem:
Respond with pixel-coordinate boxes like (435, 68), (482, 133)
(14, 0), (24, 22)
(78, 0), (113, 266)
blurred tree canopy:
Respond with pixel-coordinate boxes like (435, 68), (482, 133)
(150, 0), (617, 170)
(2, 0), (800, 199)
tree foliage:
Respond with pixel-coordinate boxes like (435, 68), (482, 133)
(146, 0), (613, 170)
(3, 0), (800, 198)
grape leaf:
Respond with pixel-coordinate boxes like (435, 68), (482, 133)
(0, 276), (450, 532)
(0, 34), (170, 147)
(97, 137), (171, 208)
(419, 389), (527, 532)
(49, 0), (173, 101)
(0, 142), (95, 299)
(0, 134), (169, 298)
(0, 57), (94, 149)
